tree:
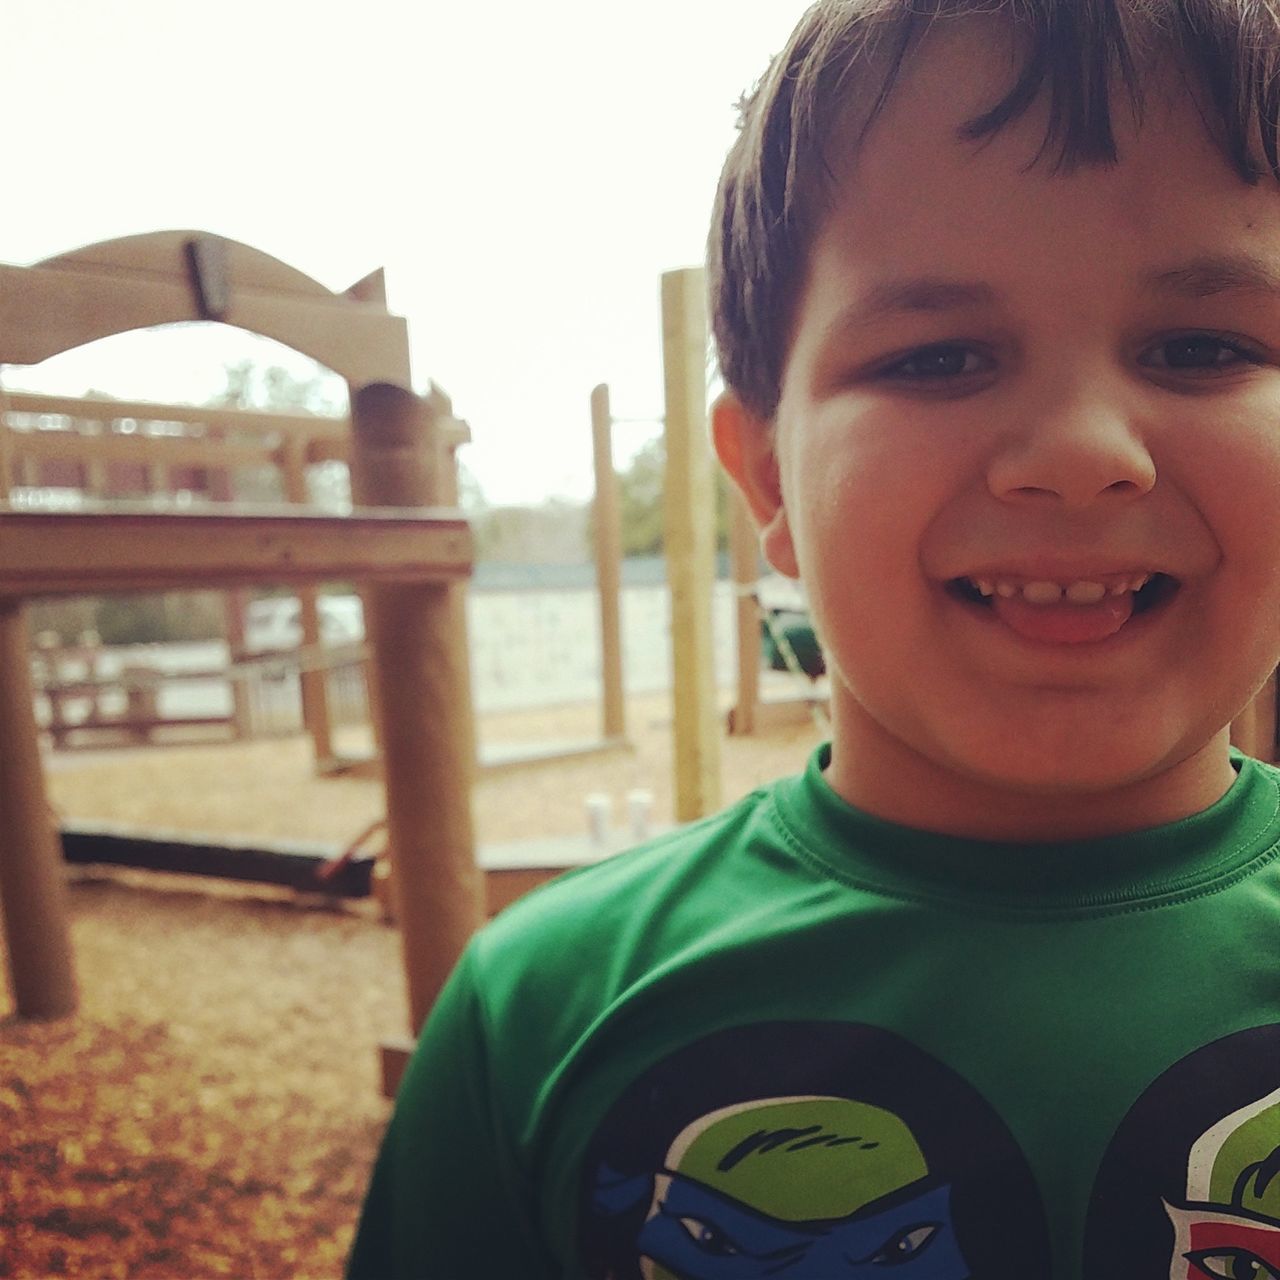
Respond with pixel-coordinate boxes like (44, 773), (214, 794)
(213, 359), (344, 416)
(612, 436), (730, 557)
(618, 437), (666, 557)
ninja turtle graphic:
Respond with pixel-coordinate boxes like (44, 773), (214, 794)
(579, 1022), (1048, 1279)
(1165, 1085), (1280, 1279)
(1085, 1023), (1280, 1276)
(595, 1094), (968, 1278)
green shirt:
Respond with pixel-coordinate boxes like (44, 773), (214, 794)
(350, 746), (1280, 1278)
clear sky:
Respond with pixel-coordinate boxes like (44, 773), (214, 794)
(5, 0), (809, 506)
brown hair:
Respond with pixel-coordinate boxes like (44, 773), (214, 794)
(709, 0), (1280, 421)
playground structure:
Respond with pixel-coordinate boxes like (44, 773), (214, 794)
(0, 233), (483, 1084)
(28, 629), (371, 751)
(3, 378), (467, 767)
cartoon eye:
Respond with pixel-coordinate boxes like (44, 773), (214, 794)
(870, 1223), (939, 1265)
(1186, 1249), (1280, 1280)
(677, 1215), (741, 1257)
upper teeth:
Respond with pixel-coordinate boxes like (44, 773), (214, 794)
(971, 575), (1152, 604)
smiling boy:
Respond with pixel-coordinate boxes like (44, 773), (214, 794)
(349, 2), (1280, 1276)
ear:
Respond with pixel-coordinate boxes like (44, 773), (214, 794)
(711, 391), (800, 579)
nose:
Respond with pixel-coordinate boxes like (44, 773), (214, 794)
(986, 389), (1156, 507)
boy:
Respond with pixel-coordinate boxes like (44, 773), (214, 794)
(349, 0), (1280, 1274)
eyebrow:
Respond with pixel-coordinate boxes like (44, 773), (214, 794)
(853, 278), (998, 321)
(818, 278), (999, 347)
(1144, 253), (1280, 298)
(819, 254), (1280, 349)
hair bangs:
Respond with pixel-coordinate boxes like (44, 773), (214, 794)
(709, 0), (1280, 422)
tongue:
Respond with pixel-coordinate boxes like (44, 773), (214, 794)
(990, 592), (1134, 644)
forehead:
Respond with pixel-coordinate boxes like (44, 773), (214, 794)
(810, 21), (1280, 291)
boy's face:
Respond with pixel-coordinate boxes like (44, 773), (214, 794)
(716, 24), (1280, 838)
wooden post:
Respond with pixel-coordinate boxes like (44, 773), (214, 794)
(0, 387), (15, 498)
(206, 432), (253, 740)
(591, 384), (626, 742)
(661, 268), (721, 821)
(349, 383), (483, 1037)
(79, 419), (108, 498)
(221, 590), (253, 740)
(728, 485), (760, 735)
(280, 437), (333, 765)
(0, 598), (77, 1018)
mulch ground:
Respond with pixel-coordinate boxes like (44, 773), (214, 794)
(0, 879), (401, 1280)
(2, 691), (824, 1278)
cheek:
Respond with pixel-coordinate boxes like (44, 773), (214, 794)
(1182, 412), (1280, 593)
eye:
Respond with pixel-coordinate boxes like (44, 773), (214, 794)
(1139, 332), (1264, 375)
(677, 1215), (740, 1256)
(877, 343), (990, 381)
(1186, 1249), (1280, 1279)
(869, 1222), (939, 1264)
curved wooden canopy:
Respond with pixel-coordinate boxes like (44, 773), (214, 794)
(0, 231), (410, 387)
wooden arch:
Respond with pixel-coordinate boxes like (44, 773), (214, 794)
(0, 230), (411, 386)
(0, 234), (485, 1081)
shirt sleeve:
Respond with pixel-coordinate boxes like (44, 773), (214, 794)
(346, 946), (558, 1279)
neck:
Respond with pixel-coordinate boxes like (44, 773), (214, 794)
(823, 704), (1237, 843)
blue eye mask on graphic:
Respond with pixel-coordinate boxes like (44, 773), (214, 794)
(637, 1175), (966, 1278)
(591, 1096), (971, 1279)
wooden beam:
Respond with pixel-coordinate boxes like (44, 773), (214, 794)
(38, 230), (339, 299)
(4, 389), (344, 440)
(0, 260), (411, 388)
(3, 425), (276, 472)
(591, 384), (626, 741)
(661, 268), (721, 821)
(0, 507), (471, 596)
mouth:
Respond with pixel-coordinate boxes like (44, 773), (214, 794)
(944, 571), (1182, 644)
(948, 571), (1179, 612)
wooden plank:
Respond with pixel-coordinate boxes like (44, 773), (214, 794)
(38, 231), (339, 299)
(0, 261), (411, 388)
(661, 268), (721, 821)
(5, 389), (344, 440)
(0, 507), (471, 596)
(4, 425), (277, 472)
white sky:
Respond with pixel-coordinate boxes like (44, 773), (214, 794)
(5, 0), (809, 506)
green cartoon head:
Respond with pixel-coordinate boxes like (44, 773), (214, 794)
(664, 1095), (929, 1221)
(1187, 1084), (1280, 1217)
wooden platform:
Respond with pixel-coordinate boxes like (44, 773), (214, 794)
(0, 505), (471, 595)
